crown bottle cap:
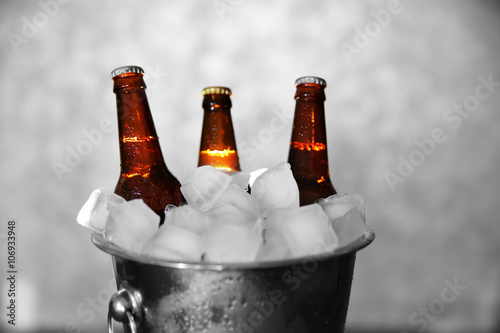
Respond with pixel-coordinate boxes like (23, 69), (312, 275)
(201, 86), (232, 96)
(110, 66), (144, 79)
(295, 76), (327, 87)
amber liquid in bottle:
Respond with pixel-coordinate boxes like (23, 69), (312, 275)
(112, 66), (183, 223)
(288, 77), (337, 206)
(198, 86), (241, 172)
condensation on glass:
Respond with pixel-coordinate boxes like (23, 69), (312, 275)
(288, 76), (337, 206)
(111, 66), (183, 223)
(198, 86), (241, 172)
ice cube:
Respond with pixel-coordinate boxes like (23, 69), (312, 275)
(163, 204), (209, 235)
(214, 184), (260, 218)
(317, 193), (365, 220)
(266, 204), (338, 258)
(180, 166), (232, 211)
(248, 168), (268, 187)
(318, 194), (366, 247)
(142, 224), (204, 262)
(104, 199), (160, 253)
(256, 232), (290, 262)
(76, 188), (125, 233)
(206, 202), (258, 226)
(251, 163), (299, 215)
(228, 171), (251, 190)
(203, 203), (263, 263)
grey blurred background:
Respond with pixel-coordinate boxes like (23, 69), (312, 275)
(0, 0), (499, 332)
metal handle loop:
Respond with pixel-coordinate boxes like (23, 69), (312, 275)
(107, 286), (142, 333)
(108, 310), (136, 333)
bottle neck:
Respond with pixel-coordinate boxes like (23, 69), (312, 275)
(288, 84), (330, 179)
(198, 94), (241, 172)
(113, 74), (166, 174)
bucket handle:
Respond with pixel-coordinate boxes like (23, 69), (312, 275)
(107, 286), (142, 333)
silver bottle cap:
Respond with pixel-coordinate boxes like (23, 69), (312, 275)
(110, 66), (144, 79)
(295, 76), (327, 87)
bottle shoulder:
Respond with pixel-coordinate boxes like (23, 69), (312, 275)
(295, 177), (337, 206)
(115, 172), (182, 205)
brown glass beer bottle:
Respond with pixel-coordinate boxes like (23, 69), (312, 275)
(198, 86), (241, 172)
(111, 66), (183, 223)
(288, 76), (337, 206)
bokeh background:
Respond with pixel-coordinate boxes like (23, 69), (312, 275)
(1, 0), (499, 332)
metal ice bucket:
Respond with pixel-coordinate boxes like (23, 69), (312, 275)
(92, 227), (374, 333)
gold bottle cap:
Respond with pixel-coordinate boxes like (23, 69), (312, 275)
(295, 76), (327, 87)
(201, 86), (232, 96)
(110, 66), (144, 79)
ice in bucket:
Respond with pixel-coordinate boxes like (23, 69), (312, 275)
(76, 187), (125, 233)
(105, 199), (160, 253)
(228, 170), (251, 190)
(143, 224), (204, 261)
(256, 232), (290, 262)
(266, 204), (338, 258)
(145, 201), (262, 262)
(318, 193), (366, 247)
(78, 163), (368, 264)
(163, 204), (210, 235)
(204, 203), (263, 262)
(251, 162), (299, 215)
(143, 205), (207, 261)
(180, 165), (232, 211)
(215, 184), (260, 217)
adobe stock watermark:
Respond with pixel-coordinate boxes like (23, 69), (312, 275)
(235, 237), (335, 331)
(213, 0), (244, 21)
(7, 0), (72, 54)
(3, 219), (18, 327)
(401, 277), (467, 333)
(239, 105), (294, 163)
(339, 0), (404, 64)
(52, 119), (115, 182)
(385, 74), (499, 192)
(55, 265), (135, 333)
(141, 65), (169, 90)
(52, 277), (118, 333)
(51, 66), (169, 182)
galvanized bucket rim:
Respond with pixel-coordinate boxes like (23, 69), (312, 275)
(92, 227), (374, 271)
